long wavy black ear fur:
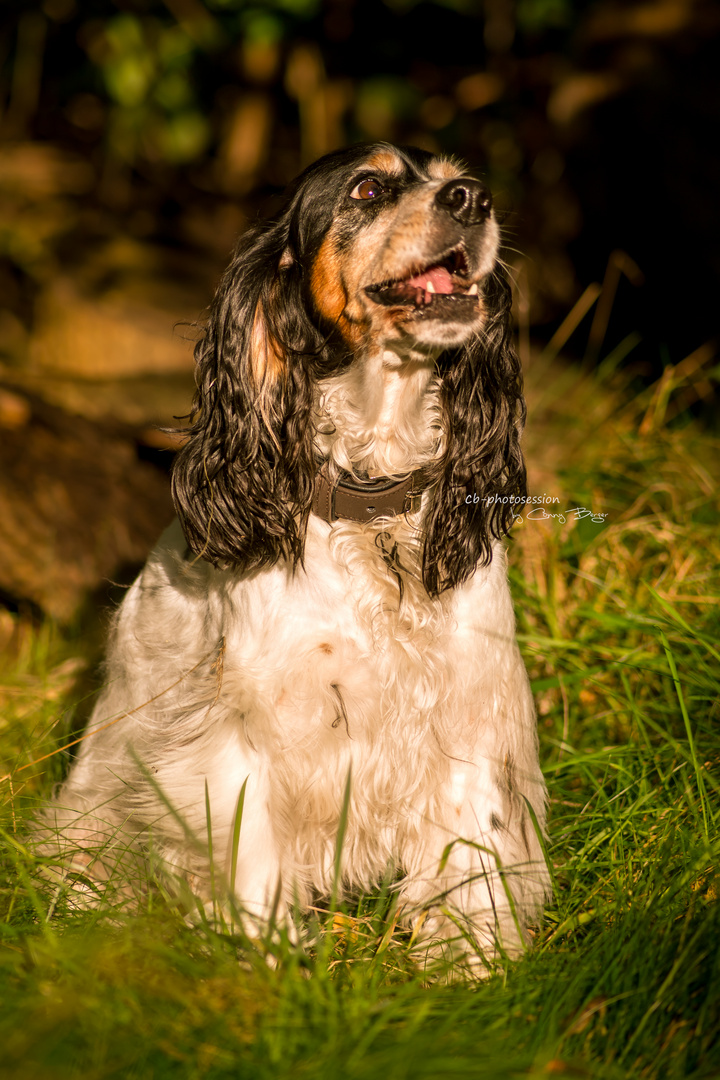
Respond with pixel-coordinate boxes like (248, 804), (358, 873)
(423, 268), (527, 596)
(172, 213), (328, 573)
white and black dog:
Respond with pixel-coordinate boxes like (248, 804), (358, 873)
(41, 143), (549, 967)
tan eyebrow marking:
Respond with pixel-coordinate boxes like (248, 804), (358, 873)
(428, 156), (466, 181)
(361, 150), (405, 175)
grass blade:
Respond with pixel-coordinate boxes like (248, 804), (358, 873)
(661, 631), (710, 840)
(331, 765), (352, 912)
(229, 775), (248, 898)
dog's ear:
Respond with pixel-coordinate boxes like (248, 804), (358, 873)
(172, 219), (322, 573)
(423, 268), (526, 596)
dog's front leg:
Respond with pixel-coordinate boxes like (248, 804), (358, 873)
(205, 763), (289, 938)
(398, 758), (547, 972)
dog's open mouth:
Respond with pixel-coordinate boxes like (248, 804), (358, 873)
(365, 247), (480, 310)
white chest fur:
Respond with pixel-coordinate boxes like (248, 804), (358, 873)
(47, 515), (548, 957)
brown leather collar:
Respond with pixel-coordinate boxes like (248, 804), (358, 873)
(312, 465), (429, 523)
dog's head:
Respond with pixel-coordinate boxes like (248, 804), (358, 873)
(172, 142), (525, 595)
(300, 144), (499, 353)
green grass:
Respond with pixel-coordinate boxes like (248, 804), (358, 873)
(1, 355), (719, 1079)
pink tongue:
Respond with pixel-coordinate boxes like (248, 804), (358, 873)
(406, 265), (454, 294)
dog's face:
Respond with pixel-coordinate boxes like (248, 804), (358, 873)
(289, 144), (500, 353)
(174, 142), (525, 596)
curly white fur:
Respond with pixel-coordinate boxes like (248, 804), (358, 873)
(45, 508), (547, 957)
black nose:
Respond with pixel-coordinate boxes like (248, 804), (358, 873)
(435, 179), (492, 226)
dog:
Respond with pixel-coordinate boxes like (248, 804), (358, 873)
(41, 142), (549, 968)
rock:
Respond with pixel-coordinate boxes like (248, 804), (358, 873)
(0, 388), (175, 622)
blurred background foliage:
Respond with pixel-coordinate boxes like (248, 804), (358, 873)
(0, 0), (718, 621)
(1, 0), (719, 352)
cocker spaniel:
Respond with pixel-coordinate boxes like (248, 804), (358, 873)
(42, 142), (549, 968)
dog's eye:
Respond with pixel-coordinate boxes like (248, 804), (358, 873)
(350, 178), (385, 201)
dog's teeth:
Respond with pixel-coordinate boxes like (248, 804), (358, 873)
(426, 279), (436, 294)
(468, 282), (478, 295)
